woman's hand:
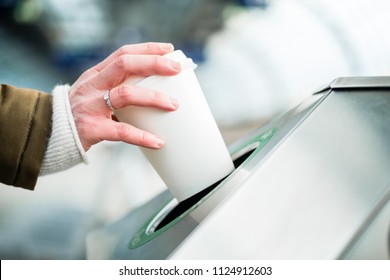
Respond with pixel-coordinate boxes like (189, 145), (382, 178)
(69, 42), (181, 151)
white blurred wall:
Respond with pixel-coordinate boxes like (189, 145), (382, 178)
(198, 0), (390, 126)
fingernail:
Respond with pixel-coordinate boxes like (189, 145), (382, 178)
(169, 97), (179, 109)
(168, 59), (182, 71)
(159, 43), (174, 51)
(154, 137), (165, 148)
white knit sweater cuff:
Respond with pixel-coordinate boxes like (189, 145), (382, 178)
(40, 85), (88, 175)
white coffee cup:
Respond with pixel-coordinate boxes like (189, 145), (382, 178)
(114, 50), (234, 201)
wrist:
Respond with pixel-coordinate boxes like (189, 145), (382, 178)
(40, 85), (88, 175)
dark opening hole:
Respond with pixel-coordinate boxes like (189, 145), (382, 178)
(154, 147), (256, 231)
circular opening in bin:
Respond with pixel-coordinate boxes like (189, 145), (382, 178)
(129, 127), (277, 249)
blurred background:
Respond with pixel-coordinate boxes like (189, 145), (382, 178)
(1, 0), (390, 259)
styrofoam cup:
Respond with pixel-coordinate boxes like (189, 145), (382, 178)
(114, 50), (234, 201)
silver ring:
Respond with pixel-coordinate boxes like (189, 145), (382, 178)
(103, 90), (116, 111)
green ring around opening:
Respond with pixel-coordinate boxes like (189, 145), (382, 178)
(129, 127), (277, 249)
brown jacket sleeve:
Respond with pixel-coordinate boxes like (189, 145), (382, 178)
(0, 84), (52, 190)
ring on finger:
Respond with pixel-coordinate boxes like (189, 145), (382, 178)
(103, 90), (116, 111)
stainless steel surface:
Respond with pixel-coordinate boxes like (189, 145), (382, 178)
(170, 79), (390, 259)
(87, 77), (390, 260)
(344, 199), (390, 260)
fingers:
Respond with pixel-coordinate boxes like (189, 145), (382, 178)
(93, 42), (175, 73)
(72, 42), (179, 90)
(98, 119), (164, 149)
(109, 85), (179, 111)
(93, 54), (181, 90)
(69, 42), (182, 151)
